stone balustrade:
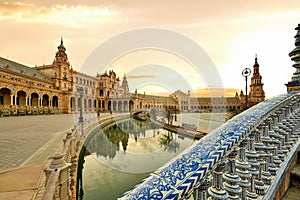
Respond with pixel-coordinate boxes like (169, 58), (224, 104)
(118, 91), (300, 200)
(42, 114), (101, 200)
(42, 113), (130, 200)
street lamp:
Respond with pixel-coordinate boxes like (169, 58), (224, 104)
(242, 68), (251, 109)
(79, 87), (84, 123)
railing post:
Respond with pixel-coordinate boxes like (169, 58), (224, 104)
(236, 140), (251, 199)
(208, 161), (228, 200)
(194, 179), (210, 200)
(246, 132), (259, 199)
(253, 128), (267, 196)
(43, 153), (71, 200)
(223, 147), (241, 199)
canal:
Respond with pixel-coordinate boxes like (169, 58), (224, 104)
(77, 113), (226, 200)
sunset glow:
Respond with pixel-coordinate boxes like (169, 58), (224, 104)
(1, 0), (300, 97)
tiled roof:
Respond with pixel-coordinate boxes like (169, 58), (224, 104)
(0, 57), (53, 83)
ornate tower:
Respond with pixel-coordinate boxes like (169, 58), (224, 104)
(121, 73), (129, 95)
(52, 38), (73, 92)
(249, 56), (265, 105)
(286, 23), (300, 92)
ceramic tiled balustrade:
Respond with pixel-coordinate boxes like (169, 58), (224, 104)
(118, 91), (300, 200)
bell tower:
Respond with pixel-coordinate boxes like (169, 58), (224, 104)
(52, 37), (73, 91)
(249, 56), (265, 105)
(121, 73), (129, 95)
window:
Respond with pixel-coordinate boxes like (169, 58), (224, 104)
(76, 77), (78, 83)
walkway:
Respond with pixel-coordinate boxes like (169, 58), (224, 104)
(0, 114), (75, 169)
(0, 113), (96, 200)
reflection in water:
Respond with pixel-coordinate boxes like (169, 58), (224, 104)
(77, 146), (89, 200)
(77, 117), (195, 200)
(159, 132), (180, 153)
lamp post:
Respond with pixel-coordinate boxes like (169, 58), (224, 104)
(242, 68), (251, 109)
(79, 87), (84, 123)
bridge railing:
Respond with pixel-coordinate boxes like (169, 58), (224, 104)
(118, 91), (300, 200)
(42, 112), (131, 200)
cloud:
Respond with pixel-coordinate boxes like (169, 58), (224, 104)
(127, 75), (158, 79)
(0, 2), (114, 26)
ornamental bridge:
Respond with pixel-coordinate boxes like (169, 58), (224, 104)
(42, 90), (300, 200)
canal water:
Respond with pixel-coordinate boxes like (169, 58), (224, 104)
(77, 113), (226, 200)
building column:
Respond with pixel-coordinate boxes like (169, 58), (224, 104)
(28, 97), (31, 106)
(14, 95), (17, 106)
(25, 96), (28, 106)
(49, 99), (51, 107)
(10, 95), (14, 105)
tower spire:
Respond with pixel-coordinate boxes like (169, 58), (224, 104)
(61, 36), (63, 46)
(253, 55), (259, 74)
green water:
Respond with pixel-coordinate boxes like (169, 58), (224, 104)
(78, 113), (225, 200)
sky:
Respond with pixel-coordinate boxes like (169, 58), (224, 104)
(0, 0), (300, 98)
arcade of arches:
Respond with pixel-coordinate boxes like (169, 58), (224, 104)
(0, 39), (265, 116)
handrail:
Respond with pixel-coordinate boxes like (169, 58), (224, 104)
(118, 91), (300, 200)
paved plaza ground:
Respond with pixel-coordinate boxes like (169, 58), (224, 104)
(0, 114), (95, 200)
(0, 114), (78, 169)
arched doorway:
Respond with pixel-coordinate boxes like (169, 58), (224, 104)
(108, 101), (111, 111)
(53, 96), (58, 107)
(94, 99), (97, 111)
(17, 91), (26, 106)
(77, 97), (81, 111)
(70, 97), (76, 111)
(123, 101), (128, 112)
(129, 100), (134, 112)
(113, 101), (117, 111)
(98, 100), (101, 111)
(88, 99), (92, 111)
(118, 101), (122, 112)
(31, 93), (39, 107)
(102, 100), (105, 110)
(42, 94), (49, 106)
(0, 88), (11, 106)
(84, 99), (87, 111)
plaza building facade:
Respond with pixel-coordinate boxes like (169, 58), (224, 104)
(0, 39), (265, 115)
